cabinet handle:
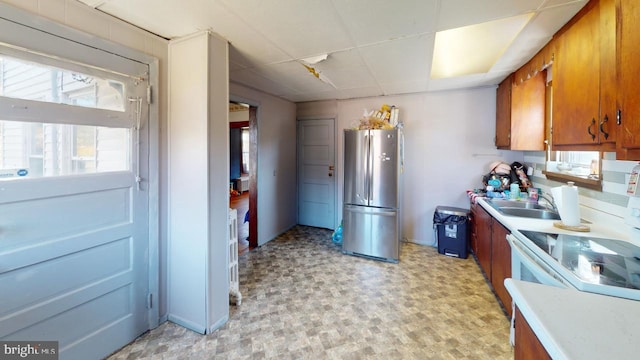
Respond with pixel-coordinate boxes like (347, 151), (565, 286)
(617, 109), (622, 125)
(587, 118), (596, 141)
(599, 115), (609, 140)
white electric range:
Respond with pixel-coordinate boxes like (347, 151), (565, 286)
(508, 197), (640, 301)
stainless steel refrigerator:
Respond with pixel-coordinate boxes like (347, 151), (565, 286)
(342, 128), (402, 262)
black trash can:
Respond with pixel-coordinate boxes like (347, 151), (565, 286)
(433, 206), (469, 259)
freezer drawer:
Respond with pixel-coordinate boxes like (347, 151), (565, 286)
(342, 204), (399, 262)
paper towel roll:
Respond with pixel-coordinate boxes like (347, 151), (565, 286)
(551, 182), (581, 226)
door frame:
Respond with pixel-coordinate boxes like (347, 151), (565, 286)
(230, 95), (259, 248)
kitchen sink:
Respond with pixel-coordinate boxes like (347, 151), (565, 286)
(498, 207), (561, 220)
(486, 199), (549, 210)
(486, 199), (561, 220)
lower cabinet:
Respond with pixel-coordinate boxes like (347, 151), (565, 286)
(472, 202), (493, 278)
(514, 306), (551, 360)
(491, 220), (512, 317)
(470, 202), (512, 317)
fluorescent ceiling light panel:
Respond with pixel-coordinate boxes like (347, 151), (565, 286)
(431, 13), (534, 79)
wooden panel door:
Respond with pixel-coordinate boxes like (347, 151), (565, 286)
(491, 220), (512, 317)
(618, 0), (640, 157)
(510, 70), (546, 151)
(552, 0), (601, 146)
(495, 75), (512, 149)
(598, 0), (617, 147)
(474, 204), (492, 279)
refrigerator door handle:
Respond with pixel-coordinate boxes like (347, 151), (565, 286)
(344, 206), (396, 216)
(368, 132), (374, 202)
(364, 133), (370, 201)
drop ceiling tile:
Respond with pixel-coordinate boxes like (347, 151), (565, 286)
(218, 0), (353, 58)
(490, 1), (586, 73)
(526, 1), (587, 37)
(312, 49), (378, 89)
(331, 0), (438, 46)
(96, 0), (211, 38)
(203, 2), (292, 67)
(437, 0), (545, 31)
(288, 90), (342, 103)
(75, 0), (593, 102)
(358, 34), (434, 85)
(230, 68), (299, 98)
(250, 61), (338, 93)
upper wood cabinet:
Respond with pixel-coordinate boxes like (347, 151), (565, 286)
(495, 71), (545, 151)
(495, 75), (512, 149)
(617, 0), (640, 159)
(552, 0), (616, 150)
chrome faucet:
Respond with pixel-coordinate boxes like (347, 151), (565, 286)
(539, 192), (558, 212)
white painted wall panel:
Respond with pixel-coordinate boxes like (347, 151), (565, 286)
(229, 82), (297, 246)
(168, 33), (209, 333)
(205, 32), (230, 333)
(168, 32), (229, 334)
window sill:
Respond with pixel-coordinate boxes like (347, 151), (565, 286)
(542, 170), (602, 191)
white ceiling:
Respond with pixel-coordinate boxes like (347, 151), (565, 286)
(77, 0), (588, 103)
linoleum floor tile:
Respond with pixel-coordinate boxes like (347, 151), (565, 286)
(108, 225), (512, 359)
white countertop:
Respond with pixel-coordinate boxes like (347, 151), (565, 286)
(505, 279), (639, 360)
(475, 197), (640, 359)
(476, 197), (635, 242)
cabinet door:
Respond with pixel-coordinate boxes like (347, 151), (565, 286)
(514, 307), (552, 360)
(474, 204), (492, 279)
(491, 220), (512, 317)
(552, 1), (601, 146)
(469, 202), (478, 255)
(510, 70), (546, 151)
(598, 0), (617, 146)
(495, 75), (513, 149)
(618, 0), (640, 157)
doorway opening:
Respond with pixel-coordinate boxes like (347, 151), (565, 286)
(229, 102), (258, 255)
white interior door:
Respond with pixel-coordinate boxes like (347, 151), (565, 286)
(0, 36), (150, 359)
(297, 119), (336, 229)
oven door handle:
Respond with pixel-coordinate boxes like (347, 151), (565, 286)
(507, 234), (569, 289)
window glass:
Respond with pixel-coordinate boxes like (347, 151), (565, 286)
(241, 127), (249, 174)
(0, 54), (125, 111)
(0, 120), (129, 180)
(547, 150), (600, 179)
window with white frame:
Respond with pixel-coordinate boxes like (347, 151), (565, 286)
(0, 44), (144, 180)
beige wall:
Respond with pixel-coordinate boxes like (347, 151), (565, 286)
(298, 88), (525, 246)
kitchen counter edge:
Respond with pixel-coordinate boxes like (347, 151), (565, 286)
(504, 279), (639, 360)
